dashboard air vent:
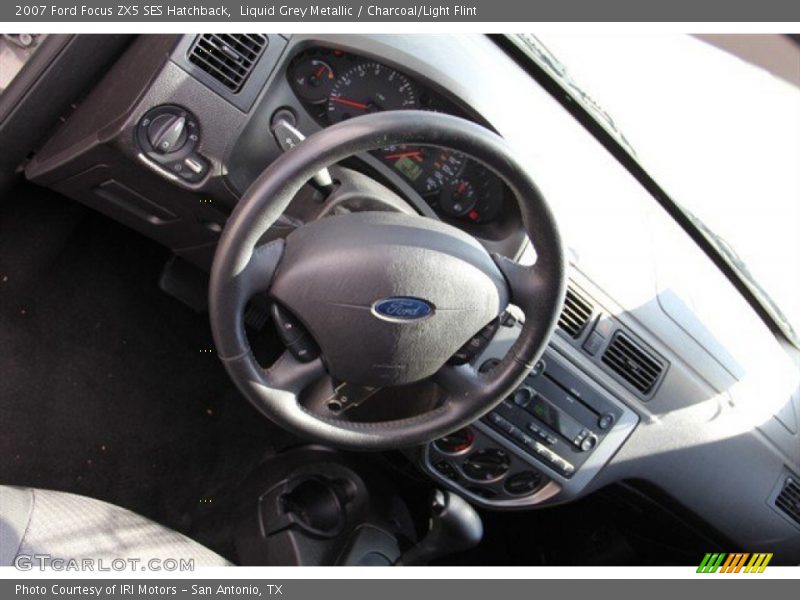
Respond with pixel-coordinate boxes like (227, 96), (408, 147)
(188, 34), (267, 93)
(775, 477), (800, 526)
(558, 285), (594, 339)
(601, 331), (664, 395)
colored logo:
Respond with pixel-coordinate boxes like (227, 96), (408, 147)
(697, 552), (773, 573)
(372, 297), (434, 322)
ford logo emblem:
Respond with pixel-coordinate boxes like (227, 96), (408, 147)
(372, 297), (435, 322)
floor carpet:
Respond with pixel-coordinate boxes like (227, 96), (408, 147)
(0, 183), (291, 558)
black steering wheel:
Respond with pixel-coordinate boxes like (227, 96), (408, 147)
(209, 111), (566, 450)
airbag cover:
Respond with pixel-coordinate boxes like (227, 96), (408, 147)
(269, 211), (508, 386)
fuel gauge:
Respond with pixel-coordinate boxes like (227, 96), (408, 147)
(439, 178), (477, 219)
(290, 58), (336, 104)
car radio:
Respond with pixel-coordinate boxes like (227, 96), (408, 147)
(481, 351), (624, 477)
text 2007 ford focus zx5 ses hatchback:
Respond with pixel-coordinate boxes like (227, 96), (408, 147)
(0, 33), (798, 567)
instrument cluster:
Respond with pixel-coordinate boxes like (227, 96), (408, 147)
(288, 47), (506, 226)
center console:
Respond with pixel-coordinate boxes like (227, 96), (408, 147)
(422, 319), (640, 508)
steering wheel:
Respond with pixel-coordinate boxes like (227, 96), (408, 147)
(209, 110), (565, 450)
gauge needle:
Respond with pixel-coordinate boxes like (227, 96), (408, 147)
(314, 65), (333, 80)
(330, 96), (369, 110)
(384, 151), (424, 162)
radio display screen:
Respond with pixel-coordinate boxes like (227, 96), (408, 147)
(530, 395), (583, 441)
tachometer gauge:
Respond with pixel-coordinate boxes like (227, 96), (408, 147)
(290, 57), (336, 104)
(327, 62), (418, 123)
(378, 145), (465, 195)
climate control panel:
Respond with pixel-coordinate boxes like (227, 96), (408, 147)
(425, 425), (559, 507)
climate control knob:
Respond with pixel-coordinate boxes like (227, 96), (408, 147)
(462, 448), (510, 482)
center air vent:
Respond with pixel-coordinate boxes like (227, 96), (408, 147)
(188, 34), (267, 93)
(775, 477), (800, 526)
(558, 285), (594, 339)
(601, 331), (664, 396)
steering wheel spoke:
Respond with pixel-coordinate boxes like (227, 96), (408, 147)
(322, 381), (381, 414)
(263, 351), (327, 396)
(491, 253), (549, 315)
(433, 362), (483, 399)
(239, 239), (286, 298)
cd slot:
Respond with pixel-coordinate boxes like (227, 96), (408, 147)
(531, 373), (599, 429)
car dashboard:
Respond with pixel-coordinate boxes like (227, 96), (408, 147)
(21, 33), (800, 561)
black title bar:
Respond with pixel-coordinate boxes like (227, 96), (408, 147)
(4, 0), (800, 22)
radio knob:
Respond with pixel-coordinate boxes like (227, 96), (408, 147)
(579, 434), (598, 452)
(511, 387), (534, 408)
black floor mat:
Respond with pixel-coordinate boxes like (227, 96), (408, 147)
(0, 184), (290, 558)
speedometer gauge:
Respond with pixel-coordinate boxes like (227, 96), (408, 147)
(327, 62), (418, 123)
(378, 145), (465, 195)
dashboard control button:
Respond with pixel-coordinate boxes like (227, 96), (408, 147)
(272, 303), (319, 362)
(488, 413), (521, 438)
(479, 317), (500, 341)
(593, 315), (614, 338)
(176, 155), (208, 182)
(504, 471), (543, 496)
(434, 428), (474, 455)
(598, 412), (616, 430)
(530, 359), (545, 378)
(137, 105), (208, 185)
(466, 336), (484, 351)
(488, 412), (508, 428)
(147, 113), (187, 154)
(582, 331), (605, 356)
(287, 334), (319, 363)
(184, 157), (204, 174)
(271, 303), (305, 344)
(580, 434), (598, 452)
(512, 387), (534, 408)
(450, 349), (470, 364)
(462, 449), (510, 482)
(433, 460), (459, 481)
(501, 311), (517, 327)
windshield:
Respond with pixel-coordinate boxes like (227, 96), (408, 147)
(512, 34), (800, 347)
